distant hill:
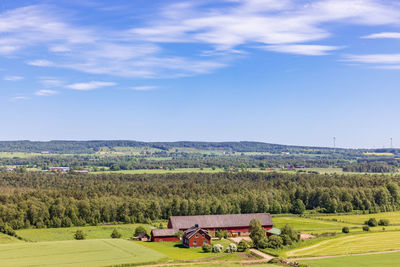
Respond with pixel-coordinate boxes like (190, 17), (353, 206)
(0, 140), (357, 154)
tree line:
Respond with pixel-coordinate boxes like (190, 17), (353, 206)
(0, 171), (399, 230)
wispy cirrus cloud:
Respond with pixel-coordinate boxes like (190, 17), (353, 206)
(1, 0), (400, 80)
(35, 89), (58, 96)
(38, 77), (64, 87)
(362, 32), (400, 39)
(27, 59), (54, 67)
(3, 75), (24, 81)
(262, 45), (341, 56)
(131, 86), (157, 91)
(9, 95), (29, 102)
(344, 54), (400, 64)
(66, 81), (116, 91)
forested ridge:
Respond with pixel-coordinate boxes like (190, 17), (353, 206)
(0, 140), (361, 154)
(0, 172), (399, 230)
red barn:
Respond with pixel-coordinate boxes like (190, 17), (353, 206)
(182, 225), (211, 248)
(150, 229), (180, 242)
(168, 213), (273, 237)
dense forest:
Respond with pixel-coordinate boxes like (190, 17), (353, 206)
(0, 140), (375, 154)
(0, 171), (399, 230)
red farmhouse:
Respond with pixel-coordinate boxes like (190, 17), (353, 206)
(182, 225), (211, 248)
(168, 213), (273, 237)
(150, 229), (180, 242)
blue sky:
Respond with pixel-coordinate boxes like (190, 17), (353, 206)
(1, 0), (400, 148)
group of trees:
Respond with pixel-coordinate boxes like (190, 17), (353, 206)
(249, 219), (299, 249)
(343, 162), (398, 173)
(0, 171), (400, 230)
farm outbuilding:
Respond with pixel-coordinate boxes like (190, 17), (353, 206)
(150, 229), (180, 242)
(182, 225), (211, 248)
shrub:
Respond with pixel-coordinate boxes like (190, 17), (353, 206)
(281, 224), (299, 244)
(365, 218), (378, 227)
(202, 243), (212, 252)
(378, 219), (389, 226)
(212, 244), (224, 253)
(237, 240), (250, 252)
(362, 226), (370, 232)
(342, 227), (350, 233)
(216, 230), (224, 240)
(134, 226), (147, 237)
(111, 228), (122, 238)
(267, 235), (283, 249)
(74, 230), (86, 240)
(225, 243), (237, 253)
(174, 230), (183, 238)
(280, 234), (293, 246)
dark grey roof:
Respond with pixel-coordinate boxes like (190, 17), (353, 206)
(134, 232), (149, 239)
(151, 229), (177, 237)
(182, 226), (210, 239)
(170, 213), (273, 229)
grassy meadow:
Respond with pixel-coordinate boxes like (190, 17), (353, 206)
(287, 231), (400, 257)
(138, 239), (244, 261)
(0, 233), (22, 244)
(16, 223), (153, 242)
(313, 211), (400, 225)
(299, 252), (400, 267)
(0, 239), (166, 267)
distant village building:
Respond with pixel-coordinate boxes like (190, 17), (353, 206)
(49, 167), (70, 173)
(7, 166), (16, 172)
(182, 225), (211, 248)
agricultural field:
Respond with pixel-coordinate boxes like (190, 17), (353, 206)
(138, 239), (244, 261)
(313, 211), (400, 225)
(0, 233), (22, 244)
(287, 231), (400, 257)
(272, 216), (349, 232)
(16, 223), (153, 242)
(298, 252), (400, 267)
(0, 239), (166, 267)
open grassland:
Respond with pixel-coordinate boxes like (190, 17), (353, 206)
(94, 168), (227, 174)
(272, 216), (349, 232)
(287, 231), (400, 257)
(0, 239), (166, 267)
(314, 211), (400, 225)
(0, 233), (22, 244)
(16, 223), (153, 242)
(299, 252), (400, 267)
(0, 152), (42, 158)
(138, 240), (244, 261)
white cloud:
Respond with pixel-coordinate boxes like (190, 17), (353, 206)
(3, 75), (24, 81)
(262, 44), (341, 56)
(131, 86), (157, 91)
(38, 78), (64, 87)
(1, 1), (400, 78)
(27, 59), (54, 67)
(66, 81), (116, 91)
(344, 54), (400, 64)
(9, 96), (29, 102)
(35, 89), (58, 96)
(362, 32), (400, 39)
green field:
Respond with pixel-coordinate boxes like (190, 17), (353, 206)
(0, 239), (166, 267)
(299, 252), (400, 267)
(138, 239), (244, 261)
(272, 216), (349, 232)
(0, 233), (22, 244)
(314, 211), (400, 225)
(16, 223), (153, 242)
(288, 231), (400, 257)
